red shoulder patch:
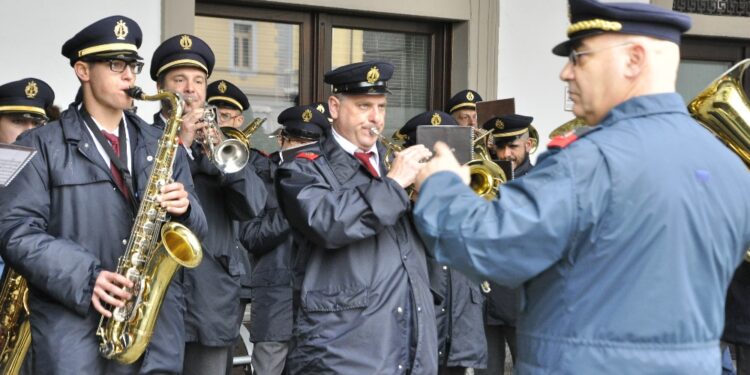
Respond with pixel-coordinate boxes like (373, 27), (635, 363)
(296, 152), (319, 161)
(547, 134), (578, 149)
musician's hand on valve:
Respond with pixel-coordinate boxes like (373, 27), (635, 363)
(415, 141), (470, 192)
(92, 270), (134, 317)
(386, 144), (433, 188)
(178, 107), (208, 147)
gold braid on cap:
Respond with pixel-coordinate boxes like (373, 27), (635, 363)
(567, 19), (622, 36)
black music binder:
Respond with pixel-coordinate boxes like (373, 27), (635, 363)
(416, 125), (473, 165)
(0, 144), (36, 187)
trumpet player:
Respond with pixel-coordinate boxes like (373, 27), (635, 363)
(483, 114), (536, 176)
(396, 111), (489, 375)
(0, 16), (207, 374)
(207, 80), (247, 129)
(150, 36), (267, 375)
(412, 0), (750, 373)
(275, 61), (438, 374)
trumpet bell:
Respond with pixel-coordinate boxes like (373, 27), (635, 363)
(214, 138), (250, 174)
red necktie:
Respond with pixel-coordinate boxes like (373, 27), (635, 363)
(101, 130), (130, 200)
(353, 151), (379, 177)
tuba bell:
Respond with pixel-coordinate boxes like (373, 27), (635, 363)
(688, 58), (750, 259)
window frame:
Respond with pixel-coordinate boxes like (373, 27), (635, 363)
(196, 2), (451, 109)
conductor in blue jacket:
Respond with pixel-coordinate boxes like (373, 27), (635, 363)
(412, 0), (750, 373)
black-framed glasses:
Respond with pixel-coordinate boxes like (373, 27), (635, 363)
(96, 59), (144, 74)
(568, 42), (633, 66)
(218, 112), (241, 122)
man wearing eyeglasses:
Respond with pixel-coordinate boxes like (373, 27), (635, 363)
(411, 0), (750, 373)
(0, 16), (207, 374)
(150, 35), (266, 375)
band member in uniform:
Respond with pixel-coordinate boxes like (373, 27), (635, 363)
(275, 61), (438, 374)
(396, 110), (488, 375)
(476, 113), (535, 375)
(446, 89), (482, 128)
(0, 79), (53, 145)
(150, 37), (267, 375)
(485, 114), (535, 176)
(208, 80), (247, 129)
(0, 78), (55, 276)
(412, 1), (750, 373)
(0, 16), (207, 374)
(240, 104), (328, 375)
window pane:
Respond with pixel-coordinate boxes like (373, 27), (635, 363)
(332, 28), (430, 138)
(196, 16), (300, 153)
(677, 60), (732, 104)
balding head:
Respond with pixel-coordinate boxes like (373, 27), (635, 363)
(559, 33), (681, 125)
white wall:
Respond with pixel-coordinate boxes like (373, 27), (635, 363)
(497, 0), (649, 155)
(0, 0), (162, 115)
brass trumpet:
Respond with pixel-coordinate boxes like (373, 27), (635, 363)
(369, 127), (404, 170)
(197, 105), (250, 174)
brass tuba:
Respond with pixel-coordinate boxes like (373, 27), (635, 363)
(0, 269), (31, 375)
(468, 128), (507, 201)
(688, 58), (750, 260)
(97, 87), (203, 364)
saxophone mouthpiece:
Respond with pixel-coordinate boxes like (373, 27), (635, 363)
(126, 86), (144, 100)
(369, 127), (381, 136)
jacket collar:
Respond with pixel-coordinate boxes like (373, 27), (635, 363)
(599, 93), (687, 127)
(321, 133), (387, 184)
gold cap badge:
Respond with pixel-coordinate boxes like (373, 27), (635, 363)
(180, 35), (193, 50)
(366, 66), (380, 84)
(302, 109), (313, 123)
(114, 20), (129, 41)
(316, 104), (325, 114)
(495, 119), (505, 130)
(218, 81), (228, 94)
(24, 81), (38, 99)
(431, 113), (442, 126)
(466, 91), (475, 101)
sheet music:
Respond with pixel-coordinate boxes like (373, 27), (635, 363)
(0, 144), (37, 187)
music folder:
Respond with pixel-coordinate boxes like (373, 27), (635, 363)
(0, 143), (36, 187)
(494, 159), (514, 181)
(416, 125), (473, 165)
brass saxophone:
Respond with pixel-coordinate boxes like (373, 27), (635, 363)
(96, 87), (203, 364)
(0, 268), (31, 375)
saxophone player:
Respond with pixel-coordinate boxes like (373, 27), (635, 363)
(149, 36), (266, 375)
(0, 16), (207, 374)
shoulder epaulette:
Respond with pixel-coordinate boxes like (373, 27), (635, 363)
(547, 126), (598, 149)
(296, 152), (320, 161)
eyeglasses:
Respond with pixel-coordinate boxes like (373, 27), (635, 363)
(568, 42), (633, 66)
(218, 112), (241, 122)
(96, 59), (144, 74)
